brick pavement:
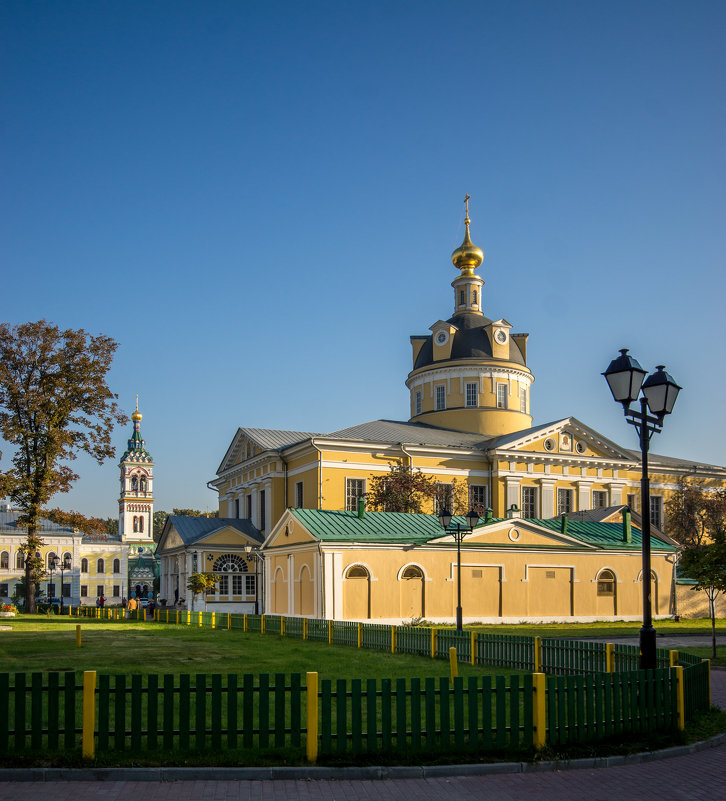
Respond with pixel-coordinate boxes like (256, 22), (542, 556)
(0, 671), (723, 801)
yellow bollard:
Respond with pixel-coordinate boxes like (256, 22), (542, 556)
(532, 673), (546, 748)
(228, 613), (231, 631)
(187, 610), (191, 626)
(606, 643), (615, 673)
(670, 650), (679, 668)
(211, 612), (216, 629)
(306, 672), (319, 763)
(244, 613), (248, 633)
(431, 628), (436, 659)
(303, 617), (307, 640)
(176, 609), (180, 625)
(198, 611), (202, 627)
(674, 665), (685, 730)
(391, 626), (396, 654)
(82, 671), (96, 758)
(328, 620), (332, 644)
(534, 636), (542, 672)
(76, 625), (82, 648)
(449, 646), (458, 682)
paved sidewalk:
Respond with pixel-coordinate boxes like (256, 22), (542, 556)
(1, 671), (723, 801)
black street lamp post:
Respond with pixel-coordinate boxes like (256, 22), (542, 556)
(602, 349), (681, 671)
(47, 555), (57, 606)
(437, 508), (481, 631)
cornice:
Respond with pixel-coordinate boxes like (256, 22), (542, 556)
(406, 363), (533, 389)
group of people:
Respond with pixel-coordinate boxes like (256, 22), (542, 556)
(95, 594), (156, 618)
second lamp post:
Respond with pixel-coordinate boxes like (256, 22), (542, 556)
(437, 508), (481, 631)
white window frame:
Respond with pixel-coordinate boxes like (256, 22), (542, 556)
(415, 390), (422, 416)
(434, 483), (453, 514)
(295, 481), (304, 508)
(650, 495), (663, 530)
(496, 383), (508, 409)
(345, 478), (366, 511)
(592, 490), (608, 509)
(469, 484), (487, 510)
(465, 382), (478, 408)
(435, 385), (446, 411)
(521, 486), (538, 518)
(520, 386), (527, 413)
(557, 488), (573, 516)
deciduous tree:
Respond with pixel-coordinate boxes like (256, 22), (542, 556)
(679, 535), (726, 658)
(0, 321), (126, 612)
(186, 571), (217, 612)
(365, 462), (437, 513)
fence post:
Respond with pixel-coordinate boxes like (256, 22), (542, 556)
(391, 626), (396, 654)
(281, 616), (285, 637)
(449, 646), (458, 682)
(198, 611), (202, 627)
(358, 623), (362, 648)
(228, 613), (231, 631)
(244, 614), (248, 633)
(186, 610), (191, 626)
(262, 615), (266, 634)
(703, 659), (712, 707)
(431, 628), (436, 659)
(606, 643), (615, 673)
(82, 670), (96, 759)
(471, 631), (477, 665)
(76, 625), (82, 648)
(328, 620), (333, 644)
(532, 672), (546, 749)
(674, 666), (685, 730)
(534, 636), (542, 672)
(306, 672), (319, 763)
(670, 650), (679, 668)
(211, 612), (216, 629)
(303, 617), (307, 640)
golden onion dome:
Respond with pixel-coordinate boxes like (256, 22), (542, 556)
(132, 410), (143, 422)
(451, 212), (484, 275)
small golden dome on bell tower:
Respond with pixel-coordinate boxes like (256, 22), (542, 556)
(131, 394), (142, 422)
(451, 194), (484, 275)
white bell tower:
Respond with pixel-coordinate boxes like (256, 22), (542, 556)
(119, 397), (154, 543)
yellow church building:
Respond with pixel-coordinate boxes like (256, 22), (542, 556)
(161, 200), (725, 622)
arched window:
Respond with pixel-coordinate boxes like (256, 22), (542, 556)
(133, 516), (139, 533)
(97, 558), (105, 574)
(131, 475), (138, 491)
(597, 569), (615, 596)
(140, 476), (147, 492)
(401, 565), (424, 579)
(16, 550), (24, 569)
(212, 554), (248, 573)
(62, 552), (72, 569)
(113, 558), (120, 574)
(139, 516), (144, 533)
(81, 558), (88, 573)
(345, 565), (370, 579)
(0, 551), (8, 570)
(47, 552), (58, 569)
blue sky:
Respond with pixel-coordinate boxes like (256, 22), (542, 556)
(2, 1), (724, 517)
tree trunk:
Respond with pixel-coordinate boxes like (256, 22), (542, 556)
(711, 594), (717, 659)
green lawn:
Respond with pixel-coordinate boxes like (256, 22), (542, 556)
(0, 616), (519, 679)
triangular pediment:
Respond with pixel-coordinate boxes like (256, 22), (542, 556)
(195, 525), (259, 548)
(429, 519), (596, 550)
(216, 429), (259, 474)
(263, 510), (318, 549)
(488, 418), (636, 462)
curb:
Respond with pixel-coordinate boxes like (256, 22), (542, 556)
(1, 732), (724, 783)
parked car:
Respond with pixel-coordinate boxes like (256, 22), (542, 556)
(139, 598), (149, 608)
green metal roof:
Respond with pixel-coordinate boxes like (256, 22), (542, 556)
(288, 509), (676, 551)
(531, 518), (675, 551)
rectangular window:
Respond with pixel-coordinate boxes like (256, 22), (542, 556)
(496, 383), (508, 409)
(260, 490), (266, 530)
(0, 583), (8, 597)
(521, 486), (537, 518)
(96, 585), (104, 597)
(435, 385), (446, 411)
(246, 495), (252, 519)
(246, 574), (257, 596)
(557, 489), (573, 516)
(80, 585), (88, 597)
(345, 478), (366, 511)
(650, 495), (663, 530)
(520, 386), (527, 413)
(627, 493), (638, 513)
(232, 574), (244, 595)
(592, 490), (608, 508)
(47, 583), (56, 598)
(434, 483), (453, 514)
(235, 498), (240, 518)
(218, 575), (229, 595)
(459, 289), (465, 305)
(415, 390), (422, 416)
(472, 290), (478, 307)
(295, 481), (304, 508)
(469, 484), (488, 510)
(113, 585), (120, 597)
(597, 579), (615, 596)
(465, 382), (478, 408)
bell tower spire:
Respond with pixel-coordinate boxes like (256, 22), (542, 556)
(119, 398), (154, 543)
(450, 194), (485, 315)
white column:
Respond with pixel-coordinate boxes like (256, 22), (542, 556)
(288, 553), (295, 614)
(505, 476), (522, 510)
(576, 481), (593, 511)
(607, 482), (626, 506)
(539, 479), (557, 519)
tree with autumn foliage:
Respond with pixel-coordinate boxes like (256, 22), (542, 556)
(365, 462), (437, 513)
(0, 321), (127, 612)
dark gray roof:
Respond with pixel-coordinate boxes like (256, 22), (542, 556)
(0, 510), (76, 535)
(166, 516), (263, 547)
(326, 419), (491, 449)
(625, 449), (726, 473)
(242, 428), (322, 451)
(413, 312), (526, 370)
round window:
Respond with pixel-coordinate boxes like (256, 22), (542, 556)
(543, 438), (555, 452)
